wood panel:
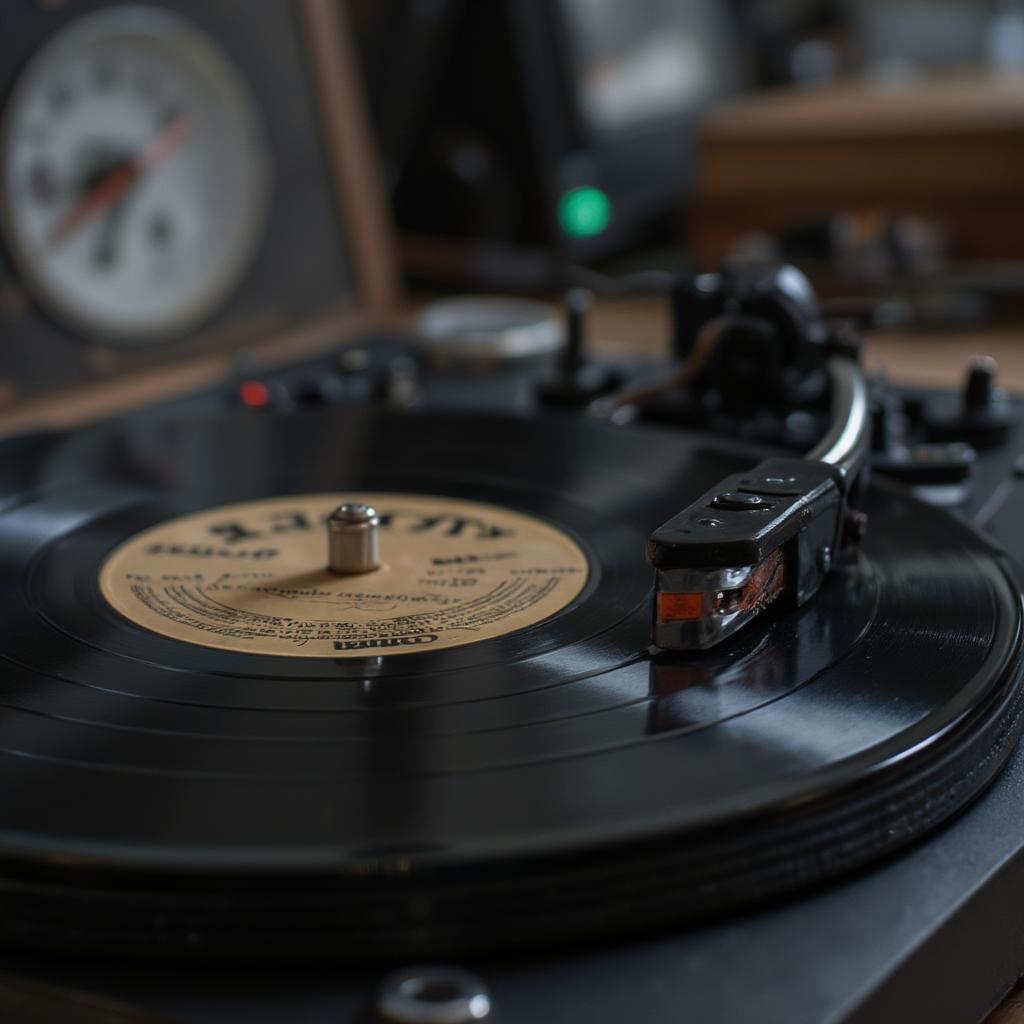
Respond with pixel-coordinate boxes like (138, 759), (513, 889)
(690, 76), (1024, 266)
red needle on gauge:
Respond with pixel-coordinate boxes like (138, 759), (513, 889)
(49, 115), (190, 247)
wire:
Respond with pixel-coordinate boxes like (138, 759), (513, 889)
(588, 315), (765, 419)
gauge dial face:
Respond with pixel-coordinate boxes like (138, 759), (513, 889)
(0, 6), (270, 342)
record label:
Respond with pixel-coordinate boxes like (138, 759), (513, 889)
(98, 493), (590, 657)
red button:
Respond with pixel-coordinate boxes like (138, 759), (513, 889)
(239, 380), (271, 408)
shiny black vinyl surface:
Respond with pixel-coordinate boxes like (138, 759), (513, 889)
(0, 408), (1019, 958)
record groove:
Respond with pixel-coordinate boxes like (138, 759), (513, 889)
(0, 409), (1017, 957)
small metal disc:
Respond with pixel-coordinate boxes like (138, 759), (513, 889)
(415, 296), (562, 370)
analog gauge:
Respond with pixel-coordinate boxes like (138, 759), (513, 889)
(0, 6), (270, 342)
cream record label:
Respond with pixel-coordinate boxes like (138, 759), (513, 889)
(98, 493), (590, 657)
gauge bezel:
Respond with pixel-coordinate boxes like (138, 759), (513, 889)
(0, 4), (272, 345)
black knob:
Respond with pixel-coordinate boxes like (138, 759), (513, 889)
(963, 354), (997, 411)
(295, 373), (349, 406)
(924, 354), (1017, 450)
(561, 288), (591, 374)
(871, 399), (890, 454)
(539, 288), (621, 407)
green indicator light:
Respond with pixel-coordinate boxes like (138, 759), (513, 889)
(558, 186), (611, 239)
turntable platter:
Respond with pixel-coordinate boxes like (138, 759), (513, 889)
(0, 408), (1018, 958)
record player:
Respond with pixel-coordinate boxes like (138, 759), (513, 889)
(2, 4), (1024, 1024)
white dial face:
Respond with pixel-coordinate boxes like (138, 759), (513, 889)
(0, 6), (270, 342)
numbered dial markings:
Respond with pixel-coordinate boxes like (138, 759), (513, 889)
(0, 7), (269, 340)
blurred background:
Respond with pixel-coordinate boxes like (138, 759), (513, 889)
(3, 0), (1024, 421)
(351, 0), (1024, 358)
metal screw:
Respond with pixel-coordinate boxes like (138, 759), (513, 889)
(818, 545), (833, 574)
(328, 502), (380, 574)
(376, 966), (492, 1023)
(711, 492), (773, 511)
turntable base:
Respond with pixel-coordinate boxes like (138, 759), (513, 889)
(6, 729), (1024, 1023)
(1, 284), (1024, 1019)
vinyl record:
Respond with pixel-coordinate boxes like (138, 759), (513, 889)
(0, 408), (1019, 959)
